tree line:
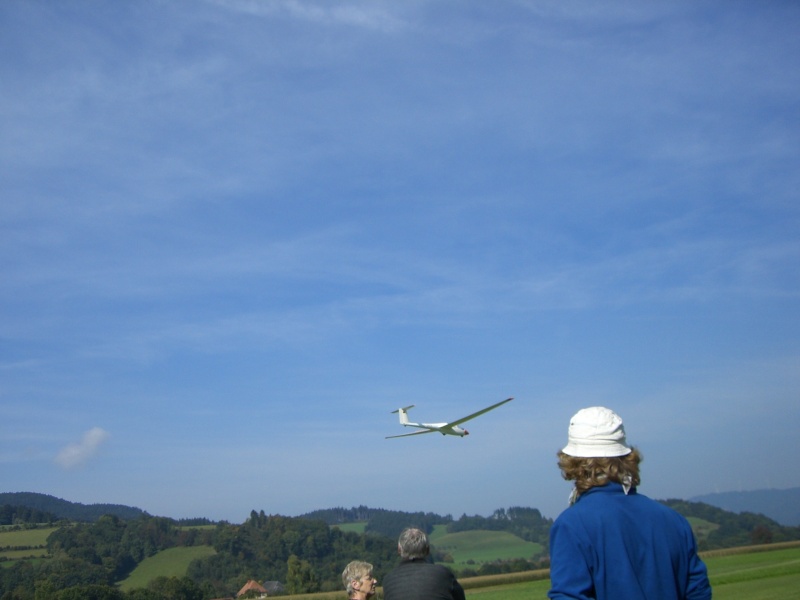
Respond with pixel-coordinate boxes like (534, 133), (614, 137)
(0, 510), (398, 600)
(446, 506), (552, 544)
(0, 493), (146, 523)
(186, 509), (398, 595)
(0, 505), (59, 527)
(660, 499), (800, 550)
(2, 499), (800, 600)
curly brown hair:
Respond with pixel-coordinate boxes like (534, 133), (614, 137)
(557, 448), (643, 497)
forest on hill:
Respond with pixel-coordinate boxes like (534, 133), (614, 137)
(1, 492), (799, 599)
(661, 499), (800, 549)
(0, 493), (148, 523)
(690, 487), (800, 526)
(301, 505), (552, 549)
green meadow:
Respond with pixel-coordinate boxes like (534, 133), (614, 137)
(332, 522), (367, 535)
(0, 527), (58, 567)
(0, 527), (57, 549)
(429, 526), (543, 567)
(462, 545), (800, 600)
(703, 546), (800, 599)
(118, 546), (216, 591)
(686, 516), (719, 544)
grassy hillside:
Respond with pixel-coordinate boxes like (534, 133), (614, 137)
(332, 522), (367, 534)
(0, 527), (57, 548)
(686, 516), (720, 544)
(118, 546), (216, 591)
(691, 487), (800, 526)
(429, 526), (543, 568)
(0, 527), (58, 567)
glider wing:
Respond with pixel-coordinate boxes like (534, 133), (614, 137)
(446, 397), (513, 427)
(385, 429), (437, 439)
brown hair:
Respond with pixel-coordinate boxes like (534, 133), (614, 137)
(557, 448), (643, 497)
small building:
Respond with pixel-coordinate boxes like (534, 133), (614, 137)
(236, 580), (269, 598)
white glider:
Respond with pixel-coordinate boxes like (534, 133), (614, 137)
(385, 397), (513, 439)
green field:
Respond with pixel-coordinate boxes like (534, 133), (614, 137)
(465, 579), (551, 599)
(461, 545), (800, 600)
(0, 548), (49, 561)
(118, 546), (216, 591)
(686, 516), (720, 544)
(0, 527), (57, 548)
(332, 522), (367, 534)
(0, 527), (58, 567)
(705, 547), (800, 599)
(429, 526), (543, 568)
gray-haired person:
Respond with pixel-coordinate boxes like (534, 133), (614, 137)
(342, 560), (377, 600)
(382, 528), (465, 600)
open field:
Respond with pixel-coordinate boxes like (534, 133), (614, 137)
(332, 522), (367, 535)
(0, 527), (57, 549)
(464, 579), (551, 599)
(118, 546), (216, 591)
(0, 527), (58, 567)
(430, 528), (543, 568)
(704, 546), (800, 599)
(0, 548), (49, 561)
(465, 544), (800, 600)
(686, 516), (719, 543)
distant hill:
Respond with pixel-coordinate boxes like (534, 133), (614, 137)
(0, 492), (147, 522)
(690, 488), (800, 526)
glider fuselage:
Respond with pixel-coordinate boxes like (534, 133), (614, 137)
(406, 422), (469, 436)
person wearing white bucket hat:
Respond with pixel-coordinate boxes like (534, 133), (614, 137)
(547, 407), (711, 600)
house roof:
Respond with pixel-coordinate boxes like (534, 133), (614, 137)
(237, 580), (268, 597)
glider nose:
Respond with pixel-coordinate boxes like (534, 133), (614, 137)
(464, 430), (469, 436)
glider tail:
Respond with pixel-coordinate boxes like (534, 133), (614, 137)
(391, 405), (415, 425)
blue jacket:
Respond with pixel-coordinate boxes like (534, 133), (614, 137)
(548, 482), (711, 600)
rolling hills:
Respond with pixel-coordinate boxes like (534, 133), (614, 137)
(3, 489), (800, 598)
(691, 487), (800, 526)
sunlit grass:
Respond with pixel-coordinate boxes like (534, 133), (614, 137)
(431, 528), (543, 567)
(118, 546), (216, 591)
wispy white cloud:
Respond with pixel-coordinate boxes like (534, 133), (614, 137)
(55, 427), (110, 469)
(206, 0), (407, 31)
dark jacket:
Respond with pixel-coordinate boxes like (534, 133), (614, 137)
(382, 558), (466, 600)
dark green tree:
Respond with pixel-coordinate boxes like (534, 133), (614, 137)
(54, 584), (125, 600)
(285, 554), (318, 594)
(146, 576), (203, 600)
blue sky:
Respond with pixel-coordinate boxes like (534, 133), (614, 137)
(1, 1), (798, 523)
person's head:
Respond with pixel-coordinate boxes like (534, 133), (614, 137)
(397, 527), (430, 560)
(342, 561), (376, 598)
(558, 406), (642, 496)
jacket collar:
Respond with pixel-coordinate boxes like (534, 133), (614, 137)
(574, 481), (638, 504)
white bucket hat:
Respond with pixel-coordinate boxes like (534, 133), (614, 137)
(562, 406), (632, 458)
